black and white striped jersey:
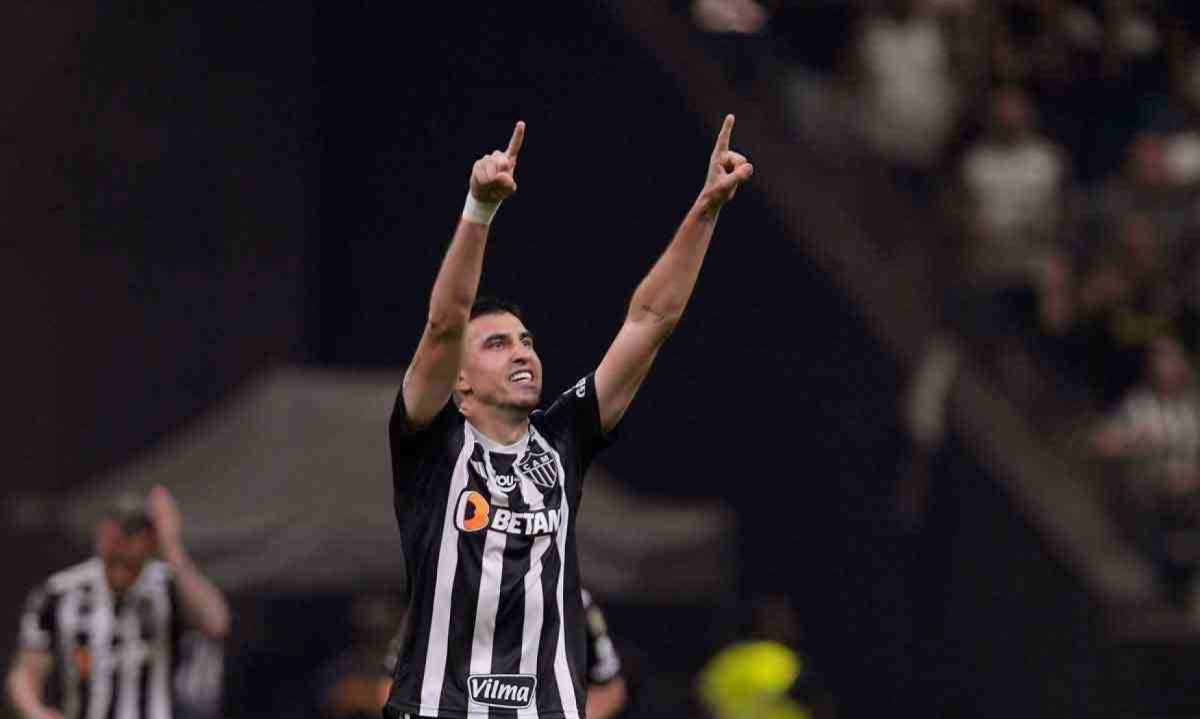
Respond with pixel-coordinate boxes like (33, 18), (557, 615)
(386, 373), (615, 719)
(18, 558), (184, 719)
(383, 589), (621, 689)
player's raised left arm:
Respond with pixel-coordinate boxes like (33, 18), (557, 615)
(595, 114), (753, 433)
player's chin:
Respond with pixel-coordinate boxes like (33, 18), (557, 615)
(508, 384), (541, 410)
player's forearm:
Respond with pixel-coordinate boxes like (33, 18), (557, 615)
(162, 545), (231, 639)
(426, 221), (490, 335)
(626, 197), (720, 332)
(586, 677), (627, 719)
(7, 663), (52, 719)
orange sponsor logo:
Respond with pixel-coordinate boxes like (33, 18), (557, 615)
(74, 647), (91, 679)
(454, 490), (491, 533)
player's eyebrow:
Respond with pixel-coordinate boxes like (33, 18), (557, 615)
(483, 332), (510, 345)
(520, 330), (535, 345)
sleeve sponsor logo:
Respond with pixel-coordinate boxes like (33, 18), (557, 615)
(453, 490), (561, 536)
(468, 674), (537, 709)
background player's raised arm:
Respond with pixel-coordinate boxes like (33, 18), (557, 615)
(148, 486), (230, 639)
(401, 121), (525, 429)
(595, 114), (753, 433)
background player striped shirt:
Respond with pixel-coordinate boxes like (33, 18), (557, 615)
(19, 558), (183, 719)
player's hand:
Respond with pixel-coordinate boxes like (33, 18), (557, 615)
(699, 114), (753, 211)
(469, 121), (525, 204)
(148, 485), (183, 553)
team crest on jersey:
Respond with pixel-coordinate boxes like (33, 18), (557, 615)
(468, 673), (537, 709)
(517, 441), (559, 489)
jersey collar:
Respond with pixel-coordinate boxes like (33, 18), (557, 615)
(466, 420), (531, 454)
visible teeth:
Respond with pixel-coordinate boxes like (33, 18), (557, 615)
(510, 371), (532, 382)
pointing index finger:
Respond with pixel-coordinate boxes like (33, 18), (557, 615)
(714, 114), (734, 154)
(506, 121), (526, 161)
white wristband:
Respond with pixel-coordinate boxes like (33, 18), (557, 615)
(462, 193), (501, 226)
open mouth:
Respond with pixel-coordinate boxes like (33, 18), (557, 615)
(509, 370), (534, 384)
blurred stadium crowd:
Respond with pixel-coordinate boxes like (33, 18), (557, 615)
(691, 0), (1200, 613)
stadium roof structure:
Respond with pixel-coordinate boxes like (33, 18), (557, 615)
(49, 365), (737, 601)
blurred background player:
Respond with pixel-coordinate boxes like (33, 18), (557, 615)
(696, 594), (836, 719)
(6, 486), (230, 719)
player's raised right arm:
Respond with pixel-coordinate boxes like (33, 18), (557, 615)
(402, 121), (525, 429)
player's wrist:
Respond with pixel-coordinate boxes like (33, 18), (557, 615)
(462, 192), (501, 226)
(159, 542), (190, 567)
(692, 192), (722, 221)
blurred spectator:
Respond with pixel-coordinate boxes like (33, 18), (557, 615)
(854, 0), (961, 189)
(957, 85), (1068, 293)
(688, 0), (772, 88)
(988, 0), (1104, 90)
(1142, 35), (1200, 186)
(1084, 134), (1192, 255)
(7, 487), (230, 719)
(1073, 209), (1181, 401)
(691, 0), (767, 35)
(1071, 134), (1199, 401)
(899, 332), (962, 529)
(940, 84), (1069, 371)
(695, 594), (835, 719)
(1092, 334), (1200, 606)
(317, 594), (402, 719)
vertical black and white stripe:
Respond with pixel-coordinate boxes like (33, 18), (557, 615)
(388, 374), (615, 719)
(19, 558), (180, 719)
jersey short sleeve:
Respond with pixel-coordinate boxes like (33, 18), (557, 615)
(537, 373), (618, 474)
(389, 389), (461, 491)
(18, 584), (57, 652)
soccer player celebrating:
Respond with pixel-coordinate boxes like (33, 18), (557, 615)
(386, 115), (752, 719)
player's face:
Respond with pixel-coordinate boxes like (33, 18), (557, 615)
(460, 312), (542, 414)
(96, 520), (156, 594)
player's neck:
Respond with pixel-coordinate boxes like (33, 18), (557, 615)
(465, 406), (530, 446)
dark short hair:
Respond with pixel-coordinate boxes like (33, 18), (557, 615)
(103, 492), (153, 535)
(470, 296), (525, 324)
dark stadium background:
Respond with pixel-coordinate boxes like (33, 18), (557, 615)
(7, 1), (1200, 718)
